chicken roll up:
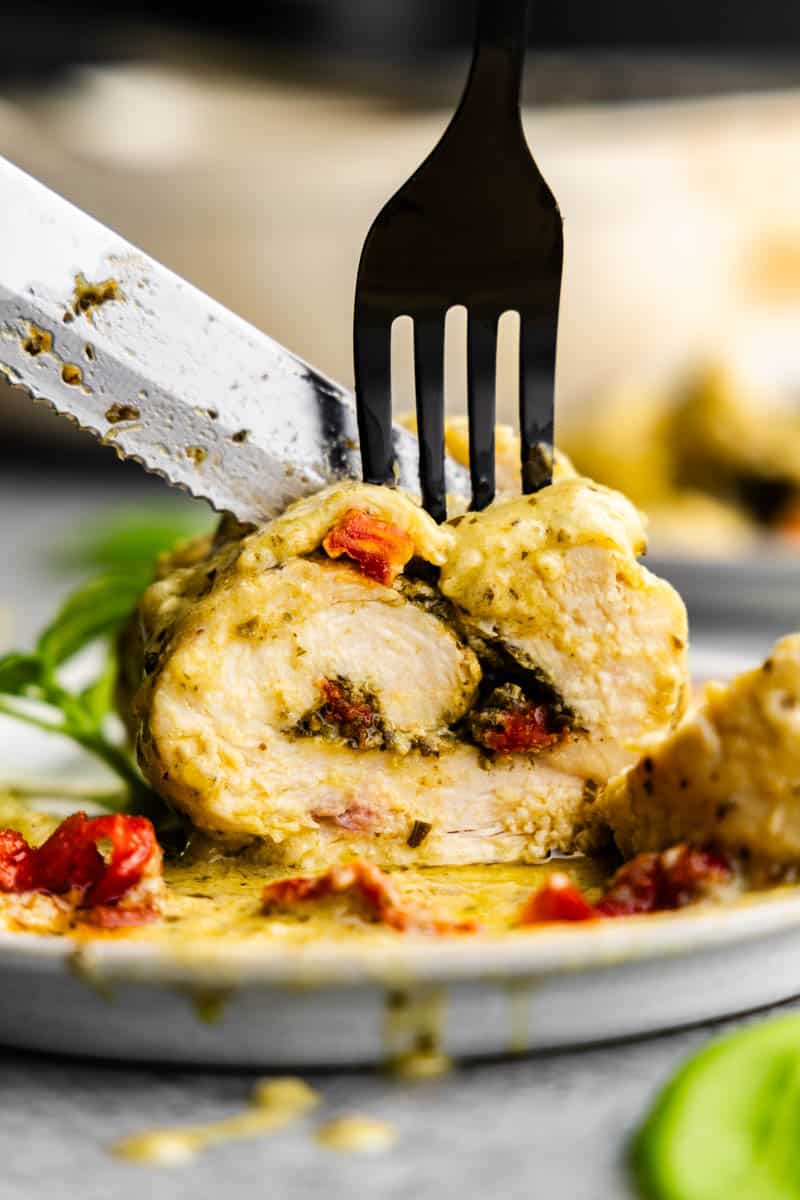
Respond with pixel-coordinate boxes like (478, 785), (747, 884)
(120, 477), (688, 868)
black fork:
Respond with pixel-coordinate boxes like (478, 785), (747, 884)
(353, 0), (563, 523)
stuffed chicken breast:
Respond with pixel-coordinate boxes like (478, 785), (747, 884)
(602, 634), (800, 867)
(121, 476), (688, 868)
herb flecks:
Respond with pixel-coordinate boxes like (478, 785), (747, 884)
(22, 324), (53, 356)
(407, 820), (432, 848)
(106, 403), (141, 424)
(61, 363), (83, 386)
(71, 274), (121, 321)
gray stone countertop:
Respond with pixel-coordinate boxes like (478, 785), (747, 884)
(2, 1010), (785, 1200)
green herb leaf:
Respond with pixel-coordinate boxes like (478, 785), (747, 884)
(634, 1013), (800, 1200)
(36, 570), (151, 671)
(0, 505), (211, 822)
(79, 649), (118, 726)
(0, 653), (43, 695)
(58, 506), (213, 573)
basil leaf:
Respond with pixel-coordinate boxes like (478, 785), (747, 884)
(60, 506), (213, 572)
(0, 653), (44, 695)
(79, 648), (118, 726)
(36, 570), (151, 670)
(0, 506), (212, 819)
(634, 1013), (800, 1200)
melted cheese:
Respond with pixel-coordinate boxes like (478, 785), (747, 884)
(440, 476), (649, 621)
(238, 481), (454, 573)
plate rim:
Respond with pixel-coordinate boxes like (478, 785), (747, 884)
(2, 885), (799, 990)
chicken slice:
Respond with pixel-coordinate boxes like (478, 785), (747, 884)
(440, 477), (689, 783)
(602, 634), (800, 866)
(122, 478), (689, 868)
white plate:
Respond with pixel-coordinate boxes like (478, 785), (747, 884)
(2, 892), (800, 1066)
(3, 725), (800, 1066)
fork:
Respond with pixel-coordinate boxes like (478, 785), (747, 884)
(353, 0), (563, 523)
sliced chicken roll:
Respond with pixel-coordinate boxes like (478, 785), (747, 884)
(122, 477), (688, 868)
(602, 634), (800, 867)
(440, 477), (689, 782)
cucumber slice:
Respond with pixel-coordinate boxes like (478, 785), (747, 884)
(634, 1013), (800, 1200)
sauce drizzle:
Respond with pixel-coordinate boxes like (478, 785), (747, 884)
(113, 1077), (319, 1167)
(315, 1115), (397, 1154)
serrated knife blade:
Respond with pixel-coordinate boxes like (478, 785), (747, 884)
(0, 156), (468, 524)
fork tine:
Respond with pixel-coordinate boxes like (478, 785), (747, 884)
(519, 313), (557, 494)
(412, 312), (447, 524)
(353, 303), (394, 486)
(410, 312), (448, 523)
(467, 311), (497, 511)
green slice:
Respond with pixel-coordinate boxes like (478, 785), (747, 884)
(634, 1013), (800, 1200)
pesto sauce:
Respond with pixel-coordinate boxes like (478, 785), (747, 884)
(113, 1077), (319, 1166)
(0, 792), (610, 947)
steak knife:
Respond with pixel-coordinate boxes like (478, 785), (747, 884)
(0, 156), (468, 524)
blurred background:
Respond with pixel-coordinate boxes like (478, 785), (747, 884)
(4, 0), (800, 666)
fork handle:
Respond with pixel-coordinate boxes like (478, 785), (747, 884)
(477, 0), (532, 51)
(461, 0), (532, 121)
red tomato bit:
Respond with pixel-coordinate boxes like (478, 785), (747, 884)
(518, 872), (598, 925)
(477, 705), (561, 754)
(82, 814), (158, 907)
(468, 683), (566, 755)
(519, 844), (734, 926)
(0, 812), (160, 921)
(32, 812), (105, 894)
(322, 509), (415, 585)
(263, 861), (479, 936)
(320, 679), (376, 740)
(82, 901), (161, 929)
(0, 830), (35, 892)
(596, 844), (733, 917)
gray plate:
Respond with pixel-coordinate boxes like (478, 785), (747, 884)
(648, 550), (800, 625)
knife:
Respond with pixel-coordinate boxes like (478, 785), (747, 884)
(0, 156), (468, 524)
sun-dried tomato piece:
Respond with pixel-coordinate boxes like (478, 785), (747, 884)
(263, 861), (478, 935)
(32, 812), (105, 895)
(322, 509), (415, 585)
(469, 684), (565, 755)
(663, 844), (733, 903)
(296, 677), (388, 751)
(263, 862), (408, 925)
(597, 844), (733, 916)
(0, 812), (160, 918)
(0, 830), (35, 892)
(320, 678), (376, 739)
(594, 853), (659, 917)
(518, 872), (598, 925)
(82, 901), (161, 929)
(82, 814), (158, 906)
(520, 844), (735, 926)
(478, 706), (562, 754)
